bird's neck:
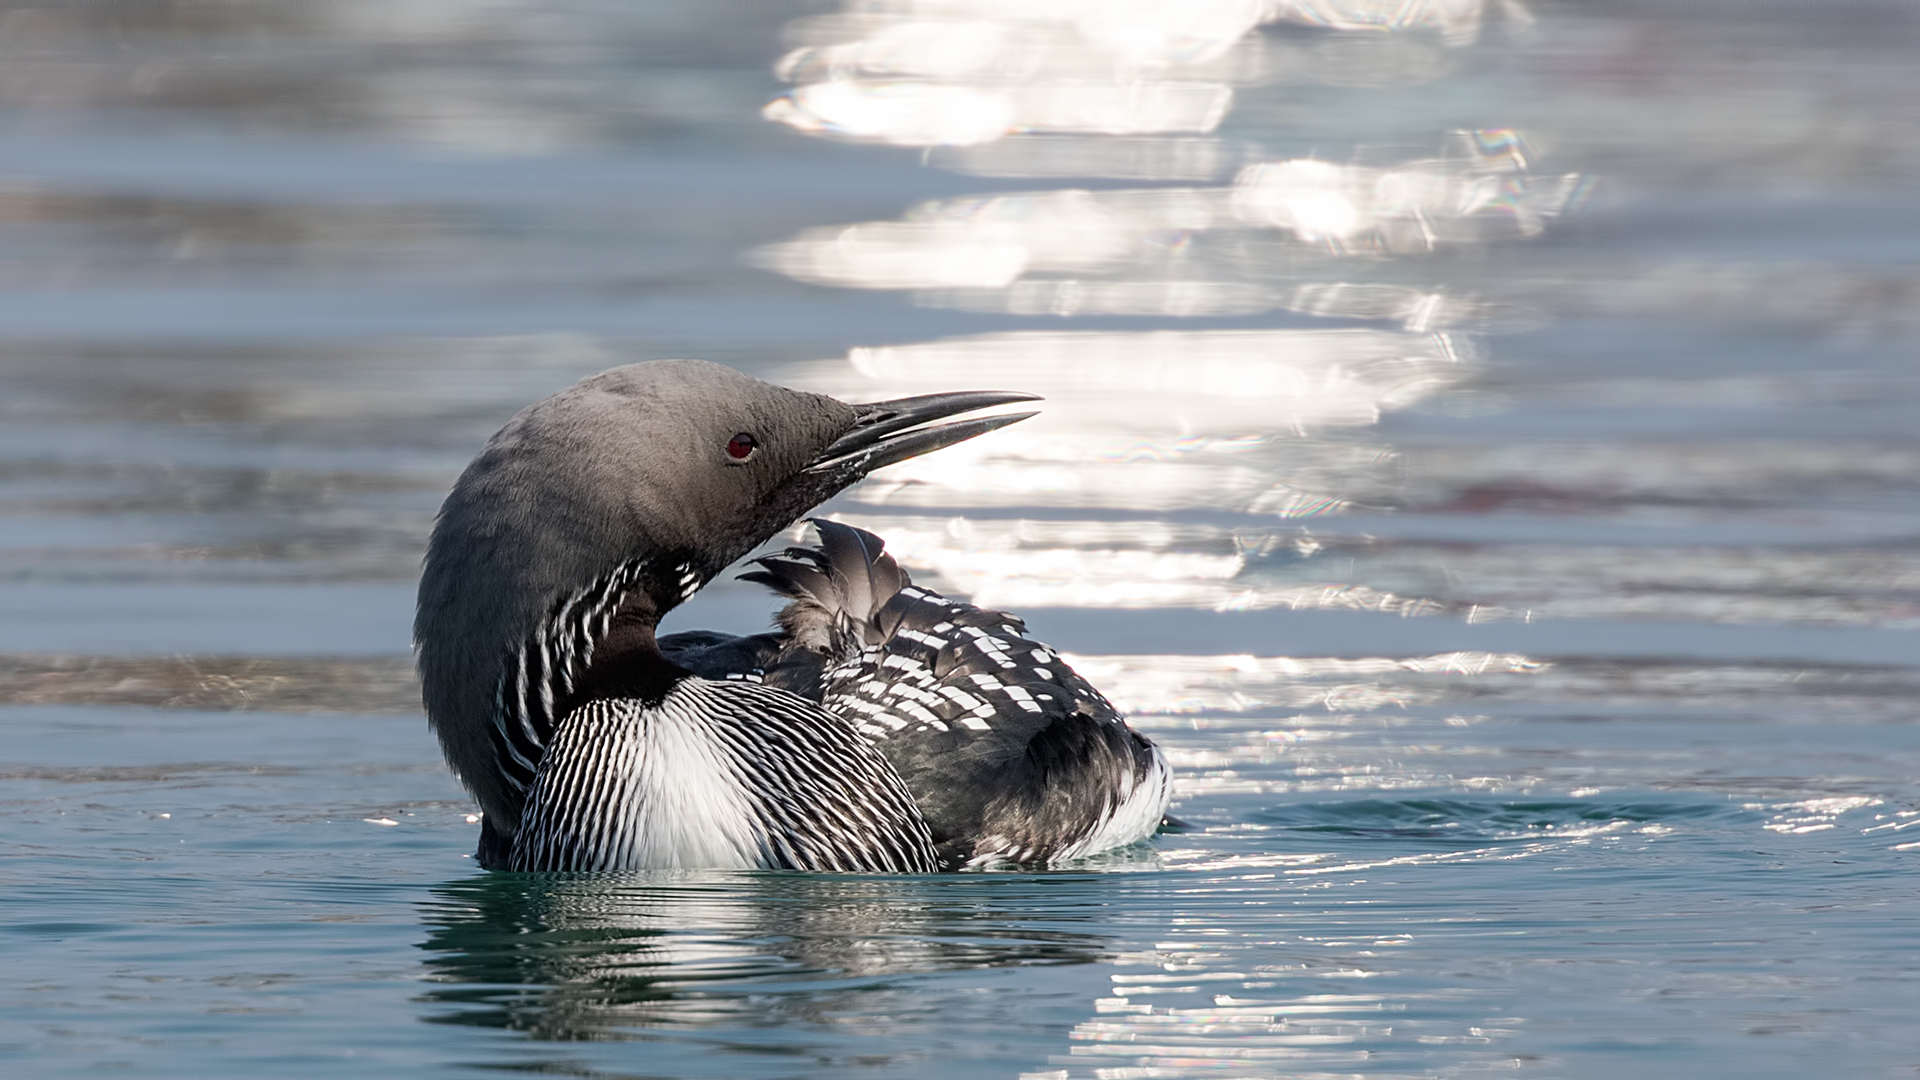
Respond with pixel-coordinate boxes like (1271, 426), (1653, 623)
(566, 589), (690, 709)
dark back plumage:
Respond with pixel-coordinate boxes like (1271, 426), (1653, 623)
(721, 520), (1171, 869)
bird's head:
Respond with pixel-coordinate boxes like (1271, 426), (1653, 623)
(413, 359), (1035, 829)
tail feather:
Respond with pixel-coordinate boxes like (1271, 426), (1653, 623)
(815, 519), (907, 624)
(740, 519), (912, 654)
(738, 558), (834, 607)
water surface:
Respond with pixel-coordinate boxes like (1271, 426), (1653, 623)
(4, 1), (1919, 1076)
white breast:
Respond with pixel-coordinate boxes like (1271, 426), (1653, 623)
(507, 678), (939, 873)
(512, 688), (772, 871)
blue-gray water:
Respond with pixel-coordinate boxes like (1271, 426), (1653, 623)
(5, 2), (1919, 1076)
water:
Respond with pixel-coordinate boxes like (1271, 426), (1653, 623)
(4, 1), (1919, 1076)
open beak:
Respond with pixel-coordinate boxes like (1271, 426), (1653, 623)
(806, 390), (1040, 481)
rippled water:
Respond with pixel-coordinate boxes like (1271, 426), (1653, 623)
(5, 1), (1920, 1076)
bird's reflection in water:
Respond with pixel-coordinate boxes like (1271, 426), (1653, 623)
(415, 868), (1125, 1040)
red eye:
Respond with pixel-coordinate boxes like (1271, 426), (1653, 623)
(726, 432), (758, 460)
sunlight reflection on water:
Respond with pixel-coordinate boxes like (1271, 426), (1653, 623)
(794, 329), (1466, 515)
(764, 0), (1495, 149)
(755, 133), (1582, 320)
(753, 0), (1582, 673)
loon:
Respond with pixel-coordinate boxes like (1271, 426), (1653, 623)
(415, 359), (1173, 872)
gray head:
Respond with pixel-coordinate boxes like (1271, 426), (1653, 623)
(414, 359), (1034, 834)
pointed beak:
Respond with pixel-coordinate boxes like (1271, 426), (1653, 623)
(806, 390), (1040, 481)
(726, 389), (1039, 572)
